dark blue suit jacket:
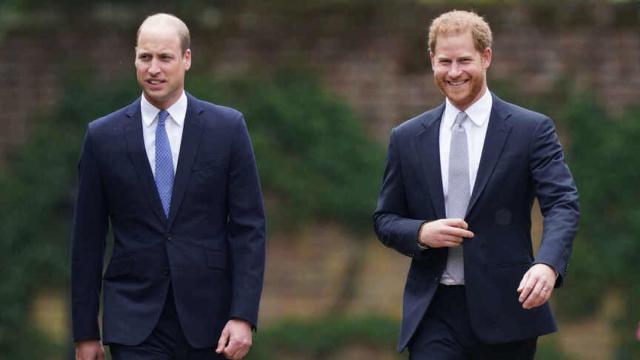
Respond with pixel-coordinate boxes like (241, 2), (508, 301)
(71, 93), (266, 348)
(373, 94), (579, 351)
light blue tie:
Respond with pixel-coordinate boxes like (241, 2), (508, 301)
(155, 110), (174, 217)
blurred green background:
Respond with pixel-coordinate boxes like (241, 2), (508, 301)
(1, 0), (639, 359)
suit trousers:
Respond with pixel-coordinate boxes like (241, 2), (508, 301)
(110, 286), (224, 360)
(408, 284), (537, 360)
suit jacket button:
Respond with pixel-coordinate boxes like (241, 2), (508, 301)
(163, 268), (170, 276)
(166, 235), (172, 241)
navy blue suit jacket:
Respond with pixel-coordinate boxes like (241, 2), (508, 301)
(71, 93), (266, 348)
(373, 94), (579, 351)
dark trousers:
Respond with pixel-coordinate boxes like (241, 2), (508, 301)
(110, 287), (224, 360)
(408, 285), (537, 360)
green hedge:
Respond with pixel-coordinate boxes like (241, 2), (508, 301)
(247, 314), (571, 360)
(8, 67), (640, 359)
(0, 69), (384, 357)
(497, 81), (640, 358)
(249, 315), (401, 360)
(561, 95), (640, 359)
(0, 74), (138, 357)
(190, 71), (384, 234)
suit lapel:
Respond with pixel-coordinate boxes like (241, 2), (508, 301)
(123, 99), (167, 224)
(466, 94), (512, 216)
(168, 94), (204, 227)
(414, 104), (446, 219)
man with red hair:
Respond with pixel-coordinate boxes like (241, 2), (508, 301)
(374, 10), (579, 359)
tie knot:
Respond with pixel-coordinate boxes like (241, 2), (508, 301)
(157, 110), (169, 127)
(454, 112), (468, 128)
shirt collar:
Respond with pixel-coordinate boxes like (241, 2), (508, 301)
(140, 91), (188, 128)
(444, 88), (493, 129)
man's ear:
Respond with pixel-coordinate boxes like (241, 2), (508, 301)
(184, 49), (192, 71)
(429, 50), (436, 71)
(481, 47), (492, 69)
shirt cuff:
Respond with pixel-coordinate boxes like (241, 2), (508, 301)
(417, 221), (430, 250)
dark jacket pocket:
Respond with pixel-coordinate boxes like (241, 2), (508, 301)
(192, 157), (226, 172)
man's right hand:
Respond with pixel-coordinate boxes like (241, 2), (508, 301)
(418, 218), (474, 248)
(75, 340), (105, 360)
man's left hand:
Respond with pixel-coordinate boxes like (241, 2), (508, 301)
(517, 263), (557, 310)
(216, 319), (253, 360)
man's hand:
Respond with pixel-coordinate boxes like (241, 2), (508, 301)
(216, 319), (253, 360)
(418, 218), (474, 248)
(75, 340), (105, 360)
(517, 263), (557, 310)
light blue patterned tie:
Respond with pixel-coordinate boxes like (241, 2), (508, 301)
(442, 111), (470, 285)
(155, 110), (174, 217)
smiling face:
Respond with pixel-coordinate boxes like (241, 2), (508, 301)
(135, 23), (191, 109)
(430, 31), (491, 111)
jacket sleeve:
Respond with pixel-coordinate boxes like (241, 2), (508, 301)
(530, 117), (580, 287)
(373, 128), (430, 260)
(70, 126), (109, 341)
(226, 114), (266, 329)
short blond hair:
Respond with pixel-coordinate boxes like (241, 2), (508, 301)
(428, 10), (492, 54)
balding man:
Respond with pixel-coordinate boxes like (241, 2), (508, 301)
(71, 13), (266, 360)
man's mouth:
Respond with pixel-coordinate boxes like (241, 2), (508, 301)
(447, 80), (468, 87)
(146, 79), (166, 86)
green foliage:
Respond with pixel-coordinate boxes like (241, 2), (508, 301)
(248, 315), (572, 359)
(0, 72), (138, 357)
(536, 337), (574, 360)
(0, 69), (383, 357)
(560, 96), (640, 357)
(493, 80), (640, 357)
(189, 70), (384, 234)
(249, 315), (401, 360)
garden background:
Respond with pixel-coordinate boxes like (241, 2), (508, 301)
(1, 0), (639, 359)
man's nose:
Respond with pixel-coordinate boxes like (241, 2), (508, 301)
(148, 59), (161, 75)
(448, 62), (462, 78)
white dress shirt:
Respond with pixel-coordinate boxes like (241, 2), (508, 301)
(141, 92), (188, 175)
(439, 89), (493, 202)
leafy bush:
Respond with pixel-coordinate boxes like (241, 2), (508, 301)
(499, 81), (640, 358)
(189, 70), (384, 234)
(490, 80), (640, 358)
(249, 315), (401, 360)
(560, 95), (640, 358)
(0, 72), (138, 357)
(0, 69), (383, 357)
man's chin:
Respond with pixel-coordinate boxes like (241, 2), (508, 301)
(447, 95), (473, 110)
(445, 91), (464, 101)
(144, 87), (166, 95)
(143, 90), (167, 101)
(142, 92), (170, 108)
(437, 84), (468, 103)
